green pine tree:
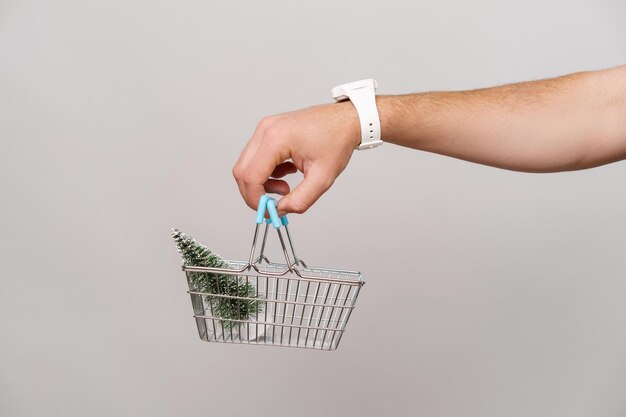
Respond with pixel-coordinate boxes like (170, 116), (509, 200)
(172, 228), (262, 329)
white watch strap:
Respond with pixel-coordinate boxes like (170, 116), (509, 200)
(331, 79), (383, 150)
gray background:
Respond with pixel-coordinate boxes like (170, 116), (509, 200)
(1, 1), (626, 416)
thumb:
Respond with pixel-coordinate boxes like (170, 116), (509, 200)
(276, 166), (334, 215)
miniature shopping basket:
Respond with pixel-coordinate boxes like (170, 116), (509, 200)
(182, 195), (365, 351)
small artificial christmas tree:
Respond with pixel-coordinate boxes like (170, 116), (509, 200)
(172, 228), (262, 328)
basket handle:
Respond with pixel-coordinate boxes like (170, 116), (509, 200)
(251, 194), (307, 268)
(255, 195), (288, 229)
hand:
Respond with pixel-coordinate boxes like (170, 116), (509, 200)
(233, 102), (360, 216)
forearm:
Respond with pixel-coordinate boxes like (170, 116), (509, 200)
(378, 65), (626, 172)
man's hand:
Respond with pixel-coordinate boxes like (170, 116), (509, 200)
(233, 102), (360, 216)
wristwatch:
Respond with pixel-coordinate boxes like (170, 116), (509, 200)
(331, 79), (382, 150)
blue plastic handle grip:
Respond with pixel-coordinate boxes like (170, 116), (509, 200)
(266, 198), (282, 228)
(255, 194), (289, 228)
(255, 195), (269, 224)
(267, 216), (288, 225)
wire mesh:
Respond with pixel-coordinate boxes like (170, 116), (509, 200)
(184, 260), (364, 350)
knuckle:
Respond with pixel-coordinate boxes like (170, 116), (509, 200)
(263, 124), (285, 144)
(289, 200), (309, 214)
(241, 172), (256, 186)
(232, 164), (242, 180)
(321, 176), (335, 191)
(257, 115), (276, 131)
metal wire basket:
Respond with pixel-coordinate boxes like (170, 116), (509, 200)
(182, 196), (365, 350)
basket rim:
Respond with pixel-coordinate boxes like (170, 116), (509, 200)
(182, 259), (366, 285)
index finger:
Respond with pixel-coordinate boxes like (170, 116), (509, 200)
(238, 137), (290, 210)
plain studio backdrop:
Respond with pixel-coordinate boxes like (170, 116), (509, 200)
(1, 1), (626, 416)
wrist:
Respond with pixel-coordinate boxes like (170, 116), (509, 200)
(331, 93), (408, 150)
(332, 101), (362, 149)
(334, 94), (402, 148)
(332, 79), (383, 150)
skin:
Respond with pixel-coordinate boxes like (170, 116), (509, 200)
(233, 65), (626, 216)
